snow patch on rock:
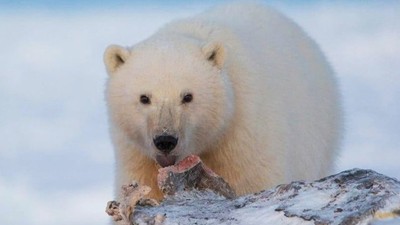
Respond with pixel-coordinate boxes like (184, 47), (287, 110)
(130, 169), (400, 225)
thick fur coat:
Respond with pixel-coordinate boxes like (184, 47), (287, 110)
(104, 2), (342, 200)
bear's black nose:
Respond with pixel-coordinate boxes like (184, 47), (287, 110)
(153, 135), (178, 154)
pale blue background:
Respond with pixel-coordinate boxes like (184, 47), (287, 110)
(0, 1), (399, 224)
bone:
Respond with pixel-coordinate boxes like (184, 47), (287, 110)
(157, 155), (237, 199)
(105, 181), (159, 225)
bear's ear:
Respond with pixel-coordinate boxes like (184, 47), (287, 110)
(202, 42), (225, 69)
(104, 45), (131, 75)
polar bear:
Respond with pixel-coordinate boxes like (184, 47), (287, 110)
(104, 2), (341, 200)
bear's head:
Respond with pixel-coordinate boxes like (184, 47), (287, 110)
(104, 37), (234, 167)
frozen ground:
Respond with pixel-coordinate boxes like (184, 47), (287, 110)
(129, 169), (400, 225)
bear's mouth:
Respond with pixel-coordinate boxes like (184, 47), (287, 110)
(156, 154), (177, 167)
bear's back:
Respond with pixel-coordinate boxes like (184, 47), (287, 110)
(160, 2), (341, 181)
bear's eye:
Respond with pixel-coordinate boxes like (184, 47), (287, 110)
(140, 95), (151, 104)
(182, 93), (193, 104)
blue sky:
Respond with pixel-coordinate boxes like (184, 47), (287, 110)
(0, 1), (399, 225)
(1, 0), (395, 11)
(2, 0), (216, 10)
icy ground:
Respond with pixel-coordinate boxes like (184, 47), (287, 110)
(132, 169), (400, 225)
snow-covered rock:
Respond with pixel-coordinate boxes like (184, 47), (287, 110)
(131, 169), (400, 225)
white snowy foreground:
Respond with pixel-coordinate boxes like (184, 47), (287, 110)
(108, 169), (400, 225)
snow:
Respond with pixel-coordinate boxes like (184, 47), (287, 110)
(371, 218), (400, 225)
(128, 169), (400, 224)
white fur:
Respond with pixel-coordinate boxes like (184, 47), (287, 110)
(104, 2), (342, 200)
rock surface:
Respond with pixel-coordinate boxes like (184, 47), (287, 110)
(130, 169), (400, 225)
